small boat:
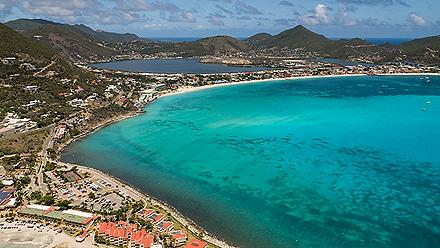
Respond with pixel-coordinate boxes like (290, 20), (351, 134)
(422, 108), (426, 112)
(427, 101), (431, 104)
(424, 77), (431, 83)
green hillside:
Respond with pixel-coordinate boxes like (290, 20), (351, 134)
(399, 36), (440, 64)
(6, 19), (116, 60)
(0, 23), (53, 62)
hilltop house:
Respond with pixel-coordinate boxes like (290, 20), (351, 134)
(20, 63), (36, 71)
(69, 98), (85, 108)
(23, 85), (39, 92)
(1, 57), (16, 65)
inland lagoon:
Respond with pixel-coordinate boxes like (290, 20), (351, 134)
(62, 75), (440, 248)
(91, 58), (273, 74)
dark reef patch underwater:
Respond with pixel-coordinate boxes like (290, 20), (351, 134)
(62, 75), (440, 248)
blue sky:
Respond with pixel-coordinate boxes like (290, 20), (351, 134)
(0, 0), (439, 38)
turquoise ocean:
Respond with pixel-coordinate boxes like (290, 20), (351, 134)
(62, 75), (440, 248)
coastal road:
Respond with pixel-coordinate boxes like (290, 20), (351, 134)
(35, 125), (55, 194)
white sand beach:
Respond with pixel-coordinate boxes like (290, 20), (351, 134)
(159, 73), (440, 99)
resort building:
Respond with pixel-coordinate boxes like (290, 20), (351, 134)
(137, 208), (155, 219)
(54, 123), (68, 139)
(0, 189), (17, 209)
(155, 221), (173, 232)
(97, 221), (157, 248)
(17, 204), (96, 228)
(170, 230), (187, 245)
(152, 213), (165, 224)
(137, 209), (165, 225)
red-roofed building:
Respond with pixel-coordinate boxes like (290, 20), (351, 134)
(152, 214), (165, 224)
(137, 208), (155, 219)
(156, 221), (173, 233)
(172, 232), (187, 245)
(81, 214), (97, 225)
(185, 239), (207, 248)
(43, 206), (56, 215)
(97, 221), (156, 248)
(115, 96), (127, 107)
(54, 123), (68, 139)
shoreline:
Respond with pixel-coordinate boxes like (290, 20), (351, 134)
(58, 72), (439, 248)
(58, 114), (236, 246)
(158, 72), (440, 98)
(70, 163), (234, 248)
(59, 159), (235, 248)
(56, 111), (141, 155)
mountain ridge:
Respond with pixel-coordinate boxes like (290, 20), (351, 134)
(4, 19), (440, 65)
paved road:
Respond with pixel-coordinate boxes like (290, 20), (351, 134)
(35, 126), (55, 194)
(33, 61), (55, 77)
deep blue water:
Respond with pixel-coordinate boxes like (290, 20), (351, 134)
(62, 75), (440, 248)
(91, 58), (273, 74)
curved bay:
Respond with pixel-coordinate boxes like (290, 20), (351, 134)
(62, 76), (440, 248)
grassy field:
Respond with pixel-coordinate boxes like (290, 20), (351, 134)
(0, 128), (49, 155)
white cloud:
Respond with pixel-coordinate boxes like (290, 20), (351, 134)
(193, 24), (208, 30)
(409, 12), (427, 26)
(182, 11), (196, 22)
(301, 4), (331, 25)
(337, 7), (357, 26)
(117, 0), (150, 12)
(235, 1), (262, 15)
(143, 23), (166, 29)
(20, 0), (90, 16)
(207, 14), (225, 26)
(315, 4), (330, 23)
(161, 10), (196, 23)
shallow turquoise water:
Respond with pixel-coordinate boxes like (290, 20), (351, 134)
(62, 76), (440, 248)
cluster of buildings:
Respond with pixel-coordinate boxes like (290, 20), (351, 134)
(93, 207), (194, 247)
(0, 112), (37, 136)
(97, 221), (157, 248)
(1, 57), (17, 65)
(53, 123), (68, 139)
(137, 208), (173, 229)
(17, 204), (97, 228)
(97, 219), (205, 248)
(2, 57), (37, 71)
